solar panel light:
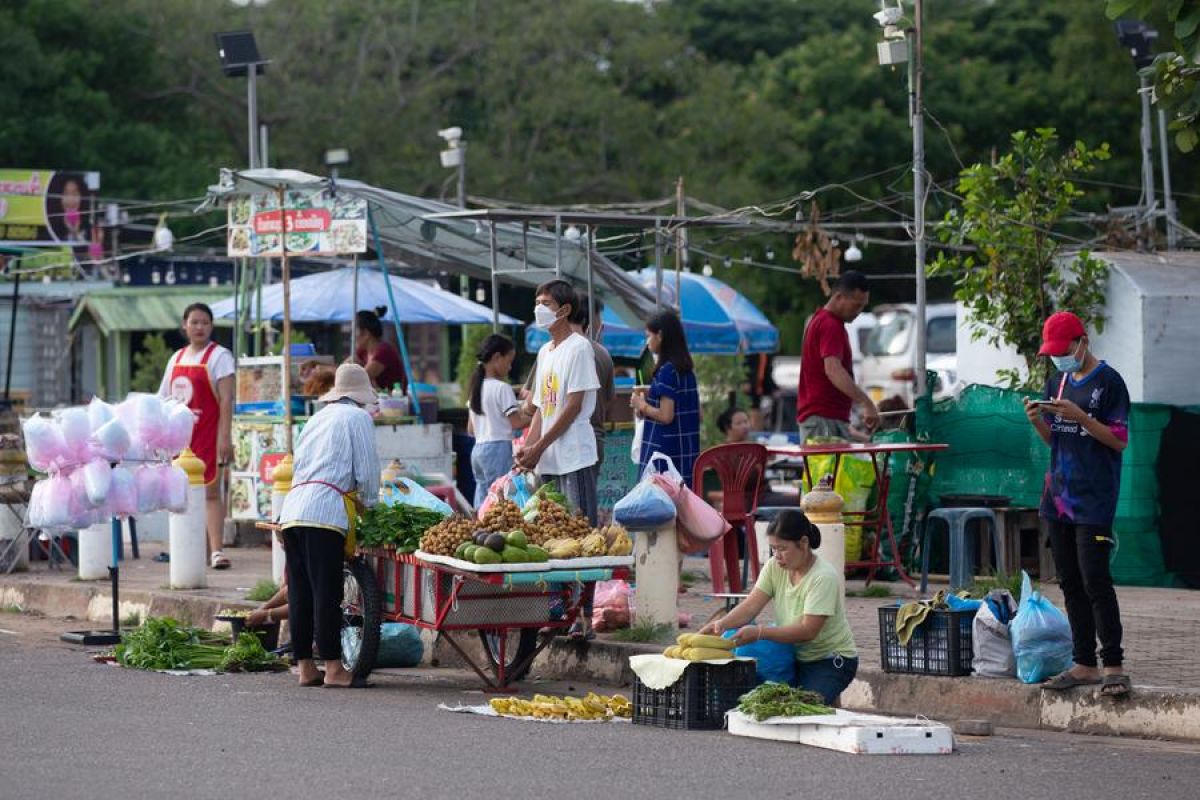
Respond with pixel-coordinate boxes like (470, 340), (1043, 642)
(215, 30), (267, 77)
(1114, 20), (1158, 69)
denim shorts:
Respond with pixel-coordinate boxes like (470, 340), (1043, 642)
(792, 654), (859, 705)
(471, 440), (514, 508)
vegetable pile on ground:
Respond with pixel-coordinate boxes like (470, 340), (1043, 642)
(356, 502), (447, 552)
(736, 683), (833, 721)
(114, 616), (287, 672)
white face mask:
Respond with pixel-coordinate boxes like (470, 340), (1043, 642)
(533, 304), (559, 329)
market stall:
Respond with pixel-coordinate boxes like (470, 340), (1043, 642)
(338, 491), (633, 689)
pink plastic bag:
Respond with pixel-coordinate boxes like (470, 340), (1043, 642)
(674, 482), (731, 555)
(591, 579), (633, 633)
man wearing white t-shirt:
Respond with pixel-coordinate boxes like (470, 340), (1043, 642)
(515, 280), (600, 524)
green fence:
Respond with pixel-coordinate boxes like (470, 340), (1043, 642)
(912, 385), (1175, 587)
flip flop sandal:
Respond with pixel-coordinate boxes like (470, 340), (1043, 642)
(211, 552), (232, 570)
(323, 677), (371, 689)
(299, 674), (325, 687)
(1043, 671), (1102, 690)
(1100, 674), (1132, 697)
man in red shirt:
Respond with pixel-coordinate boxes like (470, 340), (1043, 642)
(796, 271), (879, 442)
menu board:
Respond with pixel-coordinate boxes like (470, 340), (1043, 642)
(227, 189), (368, 257)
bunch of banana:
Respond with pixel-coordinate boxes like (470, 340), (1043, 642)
(662, 633), (736, 661)
(543, 537), (581, 559)
(580, 532), (607, 557)
(489, 692), (631, 721)
(605, 528), (632, 556)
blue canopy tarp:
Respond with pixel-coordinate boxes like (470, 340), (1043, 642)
(210, 265), (521, 325)
(524, 305), (646, 358)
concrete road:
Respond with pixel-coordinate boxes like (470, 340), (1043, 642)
(2, 612), (1198, 800)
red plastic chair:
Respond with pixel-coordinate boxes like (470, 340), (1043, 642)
(692, 443), (768, 594)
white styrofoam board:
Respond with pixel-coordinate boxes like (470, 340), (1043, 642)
(726, 709), (954, 755)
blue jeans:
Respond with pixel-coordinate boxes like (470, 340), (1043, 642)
(792, 654), (859, 705)
(471, 440), (514, 509)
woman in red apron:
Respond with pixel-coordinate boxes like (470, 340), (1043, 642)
(161, 303), (235, 569)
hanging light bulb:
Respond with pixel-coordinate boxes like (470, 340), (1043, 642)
(165, 266), (177, 285)
(741, 252), (751, 264)
(844, 242), (863, 262)
(151, 266), (161, 284)
(723, 255), (732, 269)
(766, 247), (775, 261)
(208, 273), (219, 288)
(122, 269), (132, 285)
(153, 212), (174, 252)
(701, 262), (713, 277)
(475, 286), (486, 303)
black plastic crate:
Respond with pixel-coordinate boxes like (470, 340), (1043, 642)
(632, 660), (757, 730)
(878, 605), (975, 677)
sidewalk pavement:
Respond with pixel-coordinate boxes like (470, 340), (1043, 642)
(3, 544), (1199, 742)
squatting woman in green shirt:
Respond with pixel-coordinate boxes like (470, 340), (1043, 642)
(700, 509), (858, 704)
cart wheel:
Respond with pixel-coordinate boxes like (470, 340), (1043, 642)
(478, 628), (539, 684)
(340, 557), (381, 680)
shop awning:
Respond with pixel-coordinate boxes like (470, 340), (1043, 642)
(68, 286), (234, 336)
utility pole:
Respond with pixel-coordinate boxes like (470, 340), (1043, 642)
(1138, 74), (1157, 251)
(910, 0), (928, 400)
(1157, 109), (1178, 249)
(674, 176), (684, 300)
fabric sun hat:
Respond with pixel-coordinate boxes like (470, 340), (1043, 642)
(319, 363), (378, 406)
(1038, 311), (1086, 356)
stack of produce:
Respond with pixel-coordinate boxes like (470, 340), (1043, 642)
(114, 616), (287, 673)
(735, 683), (833, 720)
(524, 499), (592, 545)
(356, 503), (446, 552)
(663, 633), (737, 661)
(452, 529), (549, 565)
(489, 692), (631, 721)
(418, 515), (478, 556)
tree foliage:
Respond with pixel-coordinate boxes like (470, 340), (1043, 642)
(931, 129), (1112, 390)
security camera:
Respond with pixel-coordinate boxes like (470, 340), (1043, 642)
(437, 126), (463, 145)
(873, 6), (903, 27)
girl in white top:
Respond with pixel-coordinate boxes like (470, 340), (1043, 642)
(467, 334), (531, 508)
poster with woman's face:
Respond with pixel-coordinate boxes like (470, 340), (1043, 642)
(0, 169), (100, 263)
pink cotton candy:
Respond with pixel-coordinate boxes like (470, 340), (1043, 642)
(21, 415), (68, 473)
(40, 475), (73, 528)
(163, 465), (189, 513)
(108, 467), (136, 517)
(134, 466), (162, 514)
(163, 403), (196, 457)
(27, 480), (48, 528)
(90, 418), (131, 462)
(58, 407), (93, 464)
(87, 398), (115, 433)
(132, 394), (168, 453)
(82, 458), (112, 505)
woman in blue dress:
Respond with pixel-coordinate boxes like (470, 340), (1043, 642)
(632, 310), (701, 487)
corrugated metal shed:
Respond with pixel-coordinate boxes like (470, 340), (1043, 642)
(68, 286), (233, 335)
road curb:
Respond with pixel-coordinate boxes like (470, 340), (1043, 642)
(7, 572), (1199, 742)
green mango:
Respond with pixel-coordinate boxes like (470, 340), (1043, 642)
(454, 541), (472, 560)
(501, 545), (529, 563)
(462, 544), (479, 562)
(505, 530), (529, 549)
(473, 546), (502, 565)
(525, 545), (549, 563)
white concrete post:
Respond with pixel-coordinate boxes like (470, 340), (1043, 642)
(802, 474), (847, 586)
(632, 522), (679, 628)
(169, 449), (207, 589)
(270, 455), (293, 585)
(77, 521), (110, 580)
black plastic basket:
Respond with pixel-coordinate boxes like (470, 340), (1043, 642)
(632, 660), (757, 730)
(878, 605), (974, 677)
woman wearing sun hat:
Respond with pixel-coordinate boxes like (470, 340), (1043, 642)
(277, 363), (380, 688)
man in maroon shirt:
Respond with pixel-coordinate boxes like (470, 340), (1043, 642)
(796, 271), (879, 442)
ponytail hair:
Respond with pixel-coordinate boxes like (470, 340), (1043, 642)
(468, 334), (516, 416)
(356, 307), (387, 339)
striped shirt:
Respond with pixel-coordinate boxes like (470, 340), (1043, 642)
(278, 400), (380, 533)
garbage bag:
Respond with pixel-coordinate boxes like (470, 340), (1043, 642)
(373, 623), (424, 668)
(972, 589), (1017, 679)
(1010, 571), (1073, 684)
(723, 627), (796, 686)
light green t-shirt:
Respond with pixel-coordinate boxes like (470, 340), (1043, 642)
(754, 555), (857, 662)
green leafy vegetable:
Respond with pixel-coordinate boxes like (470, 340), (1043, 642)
(736, 682), (833, 721)
(356, 502), (446, 550)
(115, 617), (286, 673)
(219, 632), (288, 672)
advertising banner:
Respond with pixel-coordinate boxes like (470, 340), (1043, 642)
(0, 170), (101, 262)
(226, 190), (368, 257)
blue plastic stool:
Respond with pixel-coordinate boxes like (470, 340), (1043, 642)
(920, 507), (1004, 594)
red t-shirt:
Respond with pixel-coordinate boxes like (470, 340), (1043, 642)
(796, 307), (852, 423)
(356, 340), (407, 392)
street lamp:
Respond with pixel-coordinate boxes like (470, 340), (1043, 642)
(215, 30), (269, 168)
(438, 126), (466, 209)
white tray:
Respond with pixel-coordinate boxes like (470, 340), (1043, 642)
(726, 709), (954, 755)
(415, 551), (632, 573)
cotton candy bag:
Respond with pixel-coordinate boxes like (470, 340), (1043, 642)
(90, 418), (131, 462)
(58, 407), (93, 464)
(21, 415), (68, 472)
(162, 465), (189, 513)
(134, 466), (162, 514)
(163, 402), (196, 456)
(82, 458), (112, 505)
(108, 466), (137, 517)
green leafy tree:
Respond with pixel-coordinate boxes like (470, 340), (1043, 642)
(456, 325), (492, 405)
(931, 129), (1112, 390)
(1107, 0), (1200, 151)
(130, 333), (172, 394)
(693, 354), (746, 448)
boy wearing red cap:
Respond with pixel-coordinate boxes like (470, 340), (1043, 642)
(1023, 311), (1130, 697)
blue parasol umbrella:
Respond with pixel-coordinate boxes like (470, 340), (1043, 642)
(523, 305), (646, 358)
(635, 268), (778, 354)
(210, 266), (521, 325)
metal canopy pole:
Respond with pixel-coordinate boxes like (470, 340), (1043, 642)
(1158, 109), (1178, 250)
(368, 207), (418, 415)
(278, 186), (293, 453)
(489, 222), (500, 332)
(585, 226), (595, 342)
(351, 253), (359, 356)
(5, 271), (20, 400)
(554, 215), (562, 277)
(654, 219), (664, 310)
(910, 0), (928, 400)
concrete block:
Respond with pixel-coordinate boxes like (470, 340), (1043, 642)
(1040, 685), (1200, 742)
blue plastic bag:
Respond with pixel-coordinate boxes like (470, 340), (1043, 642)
(375, 623), (424, 668)
(613, 461), (677, 529)
(1010, 571), (1073, 684)
(723, 627), (796, 686)
(382, 477), (452, 516)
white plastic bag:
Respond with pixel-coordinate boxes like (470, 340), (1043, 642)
(40, 475), (74, 528)
(27, 480), (48, 528)
(630, 418), (644, 465)
(972, 589), (1017, 679)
